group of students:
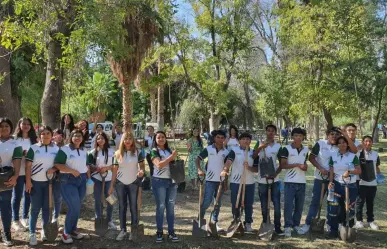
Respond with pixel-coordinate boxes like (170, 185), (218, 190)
(0, 114), (383, 247)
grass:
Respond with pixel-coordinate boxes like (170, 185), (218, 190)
(8, 139), (387, 249)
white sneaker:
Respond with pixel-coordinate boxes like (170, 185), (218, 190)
(338, 224), (343, 231)
(281, 227), (292, 237)
(369, 221), (379, 231)
(293, 226), (302, 234)
(354, 221), (364, 229)
(216, 223), (224, 232)
(29, 233), (38, 246)
(41, 229), (47, 241)
(326, 223), (331, 232)
(61, 234), (73, 244)
(12, 221), (26, 231)
(299, 224), (310, 235)
(108, 221), (116, 230)
(116, 230), (127, 241)
(21, 218), (29, 229)
(245, 223), (254, 232)
(128, 232), (133, 241)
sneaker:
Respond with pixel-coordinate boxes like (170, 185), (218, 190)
(70, 231), (84, 240)
(298, 224), (310, 235)
(245, 223), (254, 232)
(108, 221), (116, 230)
(155, 231), (163, 243)
(354, 221), (364, 229)
(2, 232), (13, 247)
(61, 234), (73, 244)
(12, 221), (26, 231)
(326, 223), (331, 232)
(116, 230), (127, 241)
(369, 221), (379, 230)
(40, 229), (47, 241)
(168, 232), (179, 243)
(216, 223), (224, 232)
(21, 218), (29, 229)
(29, 233), (38, 246)
(280, 227), (292, 237)
(275, 227), (284, 234)
(293, 226), (302, 234)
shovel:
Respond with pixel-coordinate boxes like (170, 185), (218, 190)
(132, 177), (145, 241)
(43, 171), (58, 241)
(311, 176), (328, 233)
(192, 177), (207, 237)
(208, 176), (226, 238)
(258, 178), (275, 241)
(227, 149), (248, 238)
(95, 172), (109, 236)
(339, 176), (356, 243)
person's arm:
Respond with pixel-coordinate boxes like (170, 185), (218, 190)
(351, 156), (361, 175)
(376, 155), (381, 174)
(300, 152), (308, 172)
(253, 141), (268, 159)
(187, 138), (192, 153)
(54, 149), (80, 177)
(222, 150), (235, 176)
(341, 131), (358, 153)
(151, 149), (177, 169)
(248, 155), (259, 173)
(309, 142), (327, 175)
(25, 147), (34, 193)
(196, 148), (209, 176)
(108, 156), (118, 196)
(5, 146), (23, 187)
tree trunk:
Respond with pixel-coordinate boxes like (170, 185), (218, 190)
(157, 86), (164, 130)
(209, 107), (220, 132)
(372, 85), (386, 142)
(314, 115), (319, 141)
(121, 82), (132, 132)
(243, 82), (253, 130)
(322, 107), (333, 130)
(150, 89), (157, 122)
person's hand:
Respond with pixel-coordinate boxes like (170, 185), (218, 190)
(198, 169), (205, 176)
(298, 164), (307, 171)
(99, 167), (108, 174)
(328, 182), (335, 190)
(71, 169), (80, 177)
(259, 142), (268, 149)
(26, 180), (33, 193)
(343, 171), (349, 178)
(187, 143), (192, 152)
(5, 175), (18, 187)
(23, 150), (27, 157)
(243, 161), (249, 168)
(319, 167), (329, 175)
(108, 187), (114, 196)
(220, 170), (229, 177)
(137, 170), (144, 178)
(357, 144), (363, 151)
(171, 150), (178, 160)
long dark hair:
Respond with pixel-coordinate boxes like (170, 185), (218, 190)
(14, 117), (38, 144)
(229, 125), (239, 139)
(76, 120), (89, 142)
(69, 129), (85, 147)
(336, 136), (350, 152)
(60, 114), (75, 135)
(190, 128), (203, 148)
(93, 132), (110, 164)
(152, 131), (171, 153)
(0, 117), (14, 136)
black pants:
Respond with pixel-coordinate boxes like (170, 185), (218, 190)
(146, 154), (154, 177)
(356, 185), (377, 222)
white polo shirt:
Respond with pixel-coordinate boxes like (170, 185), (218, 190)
(150, 148), (172, 179)
(26, 143), (59, 181)
(329, 151), (359, 184)
(114, 149), (145, 185)
(280, 144), (309, 184)
(227, 147), (258, 185)
(227, 138), (239, 150)
(198, 145), (229, 182)
(15, 137), (32, 176)
(0, 138), (23, 167)
(54, 144), (88, 174)
(310, 140), (338, 180)
(88, 148), (115, 181)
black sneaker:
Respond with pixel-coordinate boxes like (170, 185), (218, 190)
(2, 232), (13, 247)
(325, 231), (338, 240)
(168, 232), (179, 243)
(275, 227), (284, 234)
(155, 231), (163, 243)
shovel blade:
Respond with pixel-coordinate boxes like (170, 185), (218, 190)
(208, 219), (219, 238)
(226, 219), (243, 238)
(192, 219), (208, 237)
(339, 226), (356, 243)
(131, 224), (144, 241)
(94, 218), (109, 236)
(258, 222), (275, 241)
(43, 222), (58, 242)
(311, 218), (326, 233)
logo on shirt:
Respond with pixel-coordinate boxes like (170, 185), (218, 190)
(69, 155), (75, 159)
(35, 150), (40, 154)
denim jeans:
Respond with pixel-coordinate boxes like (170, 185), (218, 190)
(259, 182), (281, 229)
(284, 182), (306, 228)
(116, 181), (138, 231)
(12, 175), (30, 221)
(152, 177), (177, 233)
(305, 179), (328, 225)
(92, 178), (113, 223)
(53, 178), (62, 219)
(29, 181), (49, 233)
(0, 190), (13, 233)
(60, 173), (87, 235)
(230, 183), (255, 223)
(200, 181), (224, 222)
(328, 181), (357, 232)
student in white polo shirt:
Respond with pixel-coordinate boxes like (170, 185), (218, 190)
(280, 128), (309, 237)
(344, 123), (362, 188)
(354, 136), (381, 231)
(54, 129), (89, 244)
(222, 132), (258, 232)
(112, 121), (123, 147)
(25, 126), (59, 246)
(327, 136), (360, 239)
(0, 118), (23, 246)
(197, 130), (229, 232)
(88, 132), (116, 230)
(109, 132), (145, 241)
(225, 125), (239, 150)
(144, 126), (156, 176)
(255, 125), (283, 234)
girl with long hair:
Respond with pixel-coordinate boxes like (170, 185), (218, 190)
(60, 114), (75, 143)
(225, 125), (239, 150)
(186, 128), (204, 190)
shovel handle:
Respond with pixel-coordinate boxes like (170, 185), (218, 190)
(214, 177), (225, 207)
(235, 148), (248, 209)
(137, 186), (142, 219)
(316, 182), (325, 219)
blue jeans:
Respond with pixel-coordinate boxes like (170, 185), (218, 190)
(29, 181), (49, 233)
(60, 173), (87, 235)
(230, 183), (255, 223)
(200, 181), (224, 222)
(116, 181), (138, 231)
(152, 177), (177, 233)
(12, 175), (30, 221)
(92, 178), (113, 222)
(328, 181), (357, 232)
(259, 182), (281, 228)
(53, 178), (62, 219)
(0, 190), (13, 233)
(305, 179), (328, 225)
(284, 182), (306, 228)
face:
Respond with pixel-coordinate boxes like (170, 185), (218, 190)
(53, 132), (63, 143)
(20, 120), (31, 133)
(79, 121), (86, 130)
(239, 137), (251, 147)
(193, 129), (199, 137)
(266, 127), (276, 140)
(156, 133), (166, 146)
(0, 122), (11, 137)
(346, 126), (357, 139)
(96, 135), (106, 147)
(64, 115), (71, 124)
(230, 128), (236, 136)
(123, 136), (134, 148)
(116, 125), (122, 133)
(292, 133), (304, 144)
(337, 138), (348, 151)
(71, 132), (83, 146)
(148, 127), (154, 134)
(362, 138), (373, 150)
(327, 131), (341, 144)
(40, 130), (52, 144)
(214, 135), (225, 146)
(96, 125), (103, 132)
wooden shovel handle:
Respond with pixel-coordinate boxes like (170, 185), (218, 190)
(236, 148), (248, 208)
(316, 182), (325, 219)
